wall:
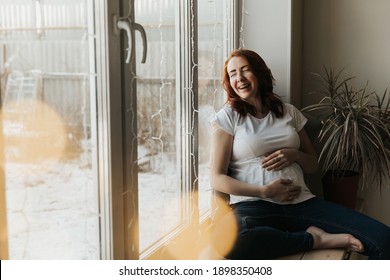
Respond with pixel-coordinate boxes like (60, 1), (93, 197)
(239, 0), (298, 103)
(302, 0), (390, 226)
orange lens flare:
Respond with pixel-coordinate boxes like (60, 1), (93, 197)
(1, 100), (67, 166)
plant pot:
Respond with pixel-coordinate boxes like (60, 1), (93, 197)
(321, 170), (359, 209)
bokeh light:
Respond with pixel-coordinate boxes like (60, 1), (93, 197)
(1, 99), (67, 166)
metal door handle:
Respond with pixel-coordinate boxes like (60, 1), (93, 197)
(117, 20), (132, 63)
(133, 22), (147, 63)
(116, 18), (147, 64)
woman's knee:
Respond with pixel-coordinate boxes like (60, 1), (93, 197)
(363, 222), (390, 260)
(378, 227), (390, 259)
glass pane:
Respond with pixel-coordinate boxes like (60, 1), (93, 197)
(198, 0), (228, 217)
(0, 0), (99, 259)
(135, 0), (231, 253)
(135, 0), (180, 253)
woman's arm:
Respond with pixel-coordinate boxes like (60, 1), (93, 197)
(296, 128), (319, 173)
(210, 126), (261, 197)
(211, 126), (301, 201)
(261, 128), (319, 174)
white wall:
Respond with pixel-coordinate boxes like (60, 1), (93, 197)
(239, 0), (292, 102)
(302, 0), (390, 226)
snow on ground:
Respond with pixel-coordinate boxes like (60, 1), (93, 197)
(6, 160), (99, 259)
(5, 150), (212, 259)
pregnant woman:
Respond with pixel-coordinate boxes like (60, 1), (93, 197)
(210, 48), (390, 259)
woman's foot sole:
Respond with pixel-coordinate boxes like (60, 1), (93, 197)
(306, 226), (364, 252)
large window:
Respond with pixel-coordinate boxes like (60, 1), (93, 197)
(0, 0), (99, 259)
(0, 0), (236, 259)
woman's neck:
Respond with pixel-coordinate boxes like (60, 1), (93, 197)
(253, 99), (269, 118)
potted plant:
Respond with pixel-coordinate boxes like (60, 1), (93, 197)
(302, 67), (390, 208)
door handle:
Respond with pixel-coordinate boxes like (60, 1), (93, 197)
(116, 19), (132, 63)
(115, 17), (147, 64)
(132, 22), (147, 63)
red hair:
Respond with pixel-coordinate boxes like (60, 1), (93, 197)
(222, 49), (284, 117)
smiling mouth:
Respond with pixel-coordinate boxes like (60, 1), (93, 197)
(238, 84), (250, 90)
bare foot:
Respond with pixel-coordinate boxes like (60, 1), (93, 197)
(306, 226), (364, 252)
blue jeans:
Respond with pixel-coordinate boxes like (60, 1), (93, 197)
(213, 197), (390, 259)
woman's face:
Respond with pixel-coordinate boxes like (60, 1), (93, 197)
(227, 55), (259, 105)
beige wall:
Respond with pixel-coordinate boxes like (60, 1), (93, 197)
(240, 0), (293, 102)
(302, 0), (390, 226)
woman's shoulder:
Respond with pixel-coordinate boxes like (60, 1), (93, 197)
(283, 102), (297, 112)
(213, 106), (239, 135)
(282, 102), (307, 128)
(282, 102), (303, 116)
(215, 106), (239, 119)
(216, 105), (235, 114)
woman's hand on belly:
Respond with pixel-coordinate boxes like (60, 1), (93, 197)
(262, 178), (302, 203)
(261, 148), (298, 171)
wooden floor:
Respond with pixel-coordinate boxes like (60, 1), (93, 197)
(200, 246), (367, 260)
(278, 249), (366, 260)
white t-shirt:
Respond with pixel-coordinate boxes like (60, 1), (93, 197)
(212, 103), (315, 205)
